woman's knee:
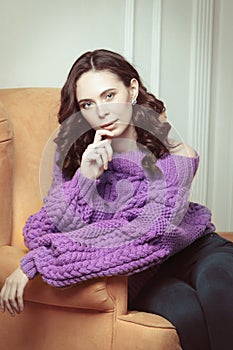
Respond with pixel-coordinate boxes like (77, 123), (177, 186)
(193, 252), (233, 299)
(133, 278), (203, 321)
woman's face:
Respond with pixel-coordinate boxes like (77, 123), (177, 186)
(76, 70), (138, 140)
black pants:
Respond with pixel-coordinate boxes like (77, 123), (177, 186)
(128, 233), (233, 350)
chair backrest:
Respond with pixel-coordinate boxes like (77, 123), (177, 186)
(0, 88), (60, 249)
(0, 100), (13, 246)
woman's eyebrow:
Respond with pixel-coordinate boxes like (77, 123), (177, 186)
(78, 88), (117, 104)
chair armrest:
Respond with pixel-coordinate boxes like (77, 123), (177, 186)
(0, 245), (127, 312)
(218, 232), (233, 242)
(25, 275), (115, 311)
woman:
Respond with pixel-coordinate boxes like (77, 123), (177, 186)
(1, 49), (233, 350)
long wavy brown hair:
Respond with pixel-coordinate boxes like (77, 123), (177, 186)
(55, 49), (177, 179)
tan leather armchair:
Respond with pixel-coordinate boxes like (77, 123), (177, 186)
(4, 87), (231, 350)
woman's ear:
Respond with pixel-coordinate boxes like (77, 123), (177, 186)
(130, 78), (139, 101)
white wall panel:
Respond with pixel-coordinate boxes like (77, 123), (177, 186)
(188, 0), (214, 205)
(159, 0), (192, 141)
(133, 0), (154, 89)
(124, 0), (135, 62)
(150, 0), (162, 96)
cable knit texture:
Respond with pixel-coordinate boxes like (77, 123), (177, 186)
(20, 149), (215, 287)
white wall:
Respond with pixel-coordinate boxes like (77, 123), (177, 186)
(208, 0), (233, 231)
(0, 0), (232, 231)
(0, 0), (126, 87)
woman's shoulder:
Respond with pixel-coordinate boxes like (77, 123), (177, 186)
(157, 140), (199, 183)
(168, 139), (197, 158)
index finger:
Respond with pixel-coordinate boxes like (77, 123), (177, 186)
(16, 286), (25, 312)
(0, 286), (5, 312)
(93, 130), (114, 144)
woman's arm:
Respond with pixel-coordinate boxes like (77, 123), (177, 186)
(20, 153), (215, 286)
(23, 130), (115, 250)
(23, 157), (103, 250)
(20, 201), (214, 287)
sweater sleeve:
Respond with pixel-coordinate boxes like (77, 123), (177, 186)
(22, 150), (100, 251)
(20, 153), (215, 285)
(22, 150), (61, 250)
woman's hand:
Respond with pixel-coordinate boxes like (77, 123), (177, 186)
(0, 266), (29, 317)
(80, 129), (114, 179)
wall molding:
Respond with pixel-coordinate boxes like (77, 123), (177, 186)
(228, 97), (233, 230)
(188, 0), (214, 204)
(150, 0), (162, 96)
(124, 0), (135, 62)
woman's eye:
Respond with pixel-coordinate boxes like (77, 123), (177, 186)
(105, 93), (114, 100)
(81, 101), (93, 109)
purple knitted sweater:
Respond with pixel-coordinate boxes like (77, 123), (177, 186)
(20, 149), (215, 287)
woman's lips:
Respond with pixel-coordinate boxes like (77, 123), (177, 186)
(100, 119), (118, 130)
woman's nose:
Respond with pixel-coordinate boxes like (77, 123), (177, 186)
(96, 103), (109, 118)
